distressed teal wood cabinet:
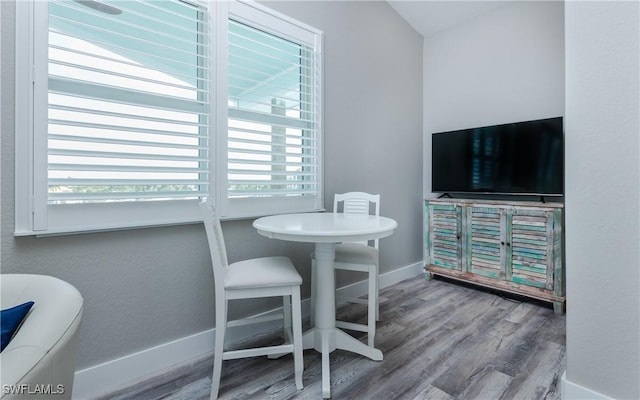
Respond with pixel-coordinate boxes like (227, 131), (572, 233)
(424, 199), (565, 314)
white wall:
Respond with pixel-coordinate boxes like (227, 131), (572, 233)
(423, 1), (565, 197)
(564, 1), (640, 398)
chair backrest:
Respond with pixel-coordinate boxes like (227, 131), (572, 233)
(200, 200), (229, 297)
(333, 192), (381, 248)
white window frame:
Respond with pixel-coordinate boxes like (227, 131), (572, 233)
(14, 0), (323, 236)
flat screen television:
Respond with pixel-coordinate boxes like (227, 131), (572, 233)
(432, 117), (564, 196)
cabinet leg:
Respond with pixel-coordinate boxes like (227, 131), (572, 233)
(553, 301), (565, 315)
(424, 271), (432, 281)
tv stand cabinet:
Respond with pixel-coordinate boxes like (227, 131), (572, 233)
(424, 198), (565, 314)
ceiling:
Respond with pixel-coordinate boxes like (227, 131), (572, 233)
(387, 1), (510, 37)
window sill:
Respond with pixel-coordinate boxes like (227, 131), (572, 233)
(15, 218), (203, 238)
(14, 207), (327, 237)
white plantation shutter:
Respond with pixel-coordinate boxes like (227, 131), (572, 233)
(226, 6), (322, 209)
(47, 0), (210, 204)
(15, 0), (323, 233)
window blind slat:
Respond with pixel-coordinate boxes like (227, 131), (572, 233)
(228, 159), (311, 169)
(227, 147), (316, 159)
(229, 88), (317, 111)
(49, 59), (208, 95)
(48, 191), (205, 202)
(229, 93), (318, 116)
(49, 134), (208, 151)
(228, 129), (315, 140)
(228, 74), (317, 98)
(228, 119), (316, 134)
(229, 189), (316, 197)
(50, 164), (208, 174)
(49, 149), (208, 162)
(49, 104), (208, 129)
(229, 138), (316, 152)
(48, 119), (206, 140)
(228, 169), (316, 177)
(227, 179), (315, 186)
(228, 109), (315, 130)
(49, 79), (209, 114)
(49, 179), (208, 186)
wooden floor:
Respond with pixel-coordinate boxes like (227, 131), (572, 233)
(97, 276), (566, 400)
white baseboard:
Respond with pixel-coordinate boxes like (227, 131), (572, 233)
(71, 312), (279, 399)
(335, 261), (424, 304)
(72, 262), (424, 399)
(561, 371), (611, 400)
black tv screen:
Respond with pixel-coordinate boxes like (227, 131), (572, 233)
(432, 117), (564, 196)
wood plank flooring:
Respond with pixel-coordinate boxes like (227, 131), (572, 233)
(96, 276), (566, 400)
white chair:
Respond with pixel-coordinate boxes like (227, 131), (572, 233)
(199, 201), (304, 400)
(311, 192), (381, 347)
(1, 274), (83, 400)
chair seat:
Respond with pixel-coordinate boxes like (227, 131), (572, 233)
(225, 256), (302, 290)
(334, 243), (378, 265)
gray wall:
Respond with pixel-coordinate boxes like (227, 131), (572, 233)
(265, 1), (424, 240)
(564, 1), (640, 398)
(0, 0), (423, 370)
(423, 1), (565, 198)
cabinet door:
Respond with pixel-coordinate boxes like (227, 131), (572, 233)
(427, 203), (463, 271)
(466, 206), (504, 279)
(509, 209), (554, 290)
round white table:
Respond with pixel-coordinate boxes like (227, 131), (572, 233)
(253, 212), (398, 398)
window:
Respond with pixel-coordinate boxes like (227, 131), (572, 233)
(220, 1), (323, 217)
(15, 0), (323, 235)
(47, 0), (209, 205)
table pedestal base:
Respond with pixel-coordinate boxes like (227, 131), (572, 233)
(302, 328), (382, 398)
(308, 242), (383, 398)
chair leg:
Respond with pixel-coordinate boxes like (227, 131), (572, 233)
(283, 295), (292, 343)
(268, 295), (292, 360)
(210, 299), (227, 400)
(291, 287), (304, 390)
(310, 259), (316, 326)
(375, 266), (380, 321)
(367, 265), (376, 347)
